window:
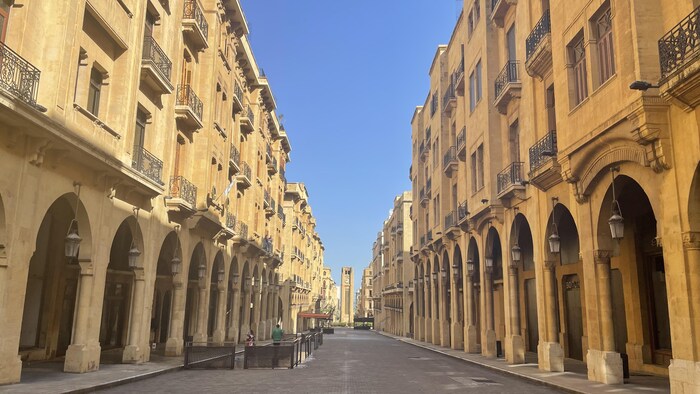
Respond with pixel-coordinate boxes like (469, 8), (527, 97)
(569, 34), (588, 106)
(469, 60), (482, 111)
(0, 3), (10, 42)
(430, 92), (438, 116)
(477, 144), (484, 189)
(470, 152), (477, 193)
(595, 5), (615, 84)
(134, 108), (147, 150)
(432, 137), (439, 168)
(475, 61), (482, 102)
(87, 67), (103, 116)
(474, 0), (480, 22)
(507, 25), (516, 61)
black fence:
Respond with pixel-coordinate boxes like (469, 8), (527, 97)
(184, 342), (236, 370)
(243, 332), (323, 369)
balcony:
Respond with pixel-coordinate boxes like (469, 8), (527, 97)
(396, 251), (404, 262)
(454, 57), (465, 95)
(232, 82), (244, 113)
(525, 10), (552, 80)
(458, 200), (469, 228)
(419, 235), (426, 249)
(659, 6), (700, 109)
(236, 161), (252, 189)
(419, 141), (428, 162)
(490, 0), (517, 27)
(494, 60), (521, 114)
(232, 221), (249, 243)
(226, 213), (237, 232)
(167, 175), (197, 213)
(140, 36), (173, 94)
(240, 106), (255, 133)
(229, 144), (240, 173)
(267, 155), (277, 175)
(132, 146), (164, 186)
(443, 146), (458, 176)
(0, 42), (41, 107)
(444, 210), (460, 238)
(175, 84), (204, 129)
(496, 161), (525, 200)
(277, 205), (286, 224)
(263, 188), (271, 207)
(419, 187), (427, 207)
(456, 127), (467, 161)
(262, 237), (273, 256)
(442, 81), (456, 115)
(396, 221), (404, 234)
(182, 0), (208, 50)
(528, 131), (562, 191)
(426, 229), (434, 244)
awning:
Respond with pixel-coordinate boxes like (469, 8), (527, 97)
(297, 312), (331, 319)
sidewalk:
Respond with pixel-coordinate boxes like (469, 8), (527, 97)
(376, 331), (670, 394)
(0, 340), (273, 394)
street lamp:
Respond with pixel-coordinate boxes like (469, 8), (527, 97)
(431, 272), (437, 281)
(466, 258), (475, 277)
(629, 81), (659, 91)
(217, 266), (225, 283)
(232, 273), (239, 285)
(609, 167), (625, 240)
(548, 232), (561, 254)
(485, 256), (494, 272)
(511, 244), (522, 264)
(441, 269), (446, 279)
(128, 244), (141, 269)
(64, 183), (82, 261)
(198, 262), (206, 280)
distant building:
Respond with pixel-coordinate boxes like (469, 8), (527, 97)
(340, 267), (354, 324)
(357, 267), (373, 318)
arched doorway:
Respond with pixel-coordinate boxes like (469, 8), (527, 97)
(598, 175), (670, 367)
(184, 243), (206, 342)
(545, 203), (583, 361)
(424, 260), (432, 343)
(251, 266), (259, 334)
(225, 258), (239, 341)
(237, 262), (250, 343)
(511, 214), (538, 354)
(100, 216), (143, 362)
(20, 194), (92, 360)
(467, 236), (481, 350)
(150, 231), (180, 353)
(441, 251), (451, 347)
(207, 252), (224, 339)
(432, 256), (441, 345)
(453, 245), (464, 349)
(485, 227), (505, 357)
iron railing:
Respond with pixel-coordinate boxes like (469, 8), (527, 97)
(242, 161), (252, 180)
(529, 130), (558, 170)
(453, 57), (465, 86)
(443, 146), (457, 170)
(444, 210), (457, 229)
(262, 237), (273, 255)
(264, 189), (271, 206)
(427, 229), (433, 242)
(271, 198), (276, 212)
(497, 162), (524, 194)
(230, 144), (240, 166)
(184, 342), (235, 370)
(176, 84), (203, 120)
(419, 187), (426, 202)
(494, 60), (520, 99)
(442, 81), (456, 109)
(226, 213), (236, 230)
(426, 177), (432, 197)
(457, 127), (466, 153)
(132, 146), (163, 185)
(0, 42), (41, 106)
(526, 9), (551, 61)
(279, 167), (286, 182)
(170, 175), (197, 206)
(142, 36), (172, 81)
(239, 222), (249, 240)
(234, 82), (243, 104)
(419, 141), (426, 160)
(420, 235), (426, 247)
(183, 0), (208, 39)
(659, 6), (700, 78)
(246, 106), (255, 126)
(458, 201), (468, 221)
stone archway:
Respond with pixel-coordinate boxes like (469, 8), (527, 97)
(151, 231), (181, 354)
(238, 261), (250, 344)
(441, 250), (451, 348)
(184, 243), (206, 342)
(485, 227), (504, 358)
(101, 216), (144, 364)
(452, 245), (465, 350)
(225, 257), (239, 342)
(432, 256), (441, 346)
(20, 193), (93, 363)
(208, 251), (224, 342)
(466, 236), (481, 352)
(424, 259), (432, 343)
(510, 214), (537, 356)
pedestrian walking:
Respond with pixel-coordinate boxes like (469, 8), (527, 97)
(246, 330), (255, 347)
(272, 324), (284, 345)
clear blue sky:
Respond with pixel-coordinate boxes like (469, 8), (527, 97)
(241, 1), (459, 294)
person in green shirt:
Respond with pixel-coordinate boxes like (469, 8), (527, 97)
(271, 324), (284, 345)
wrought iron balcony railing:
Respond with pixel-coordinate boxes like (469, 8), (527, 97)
(169, 175), (196, 206)
(183, 0), (208, 39)
(529, 130), (558, 171)
(132, 146), (163, 185)
(246, 106), (255, 126)
(526, 10), (551, 61)
(495, 60), (520, 99)
(239, 222), (249, 240)
(458, 200), (468, 221)
(427, 229), (433, 242)
(442, 81), (456, 110)
(453, 57), (465, 86)
(226, 213), (237, 230)
(444, 210), (457, 229)
(264, 189), (271, 205)
(457, 127), (466, 153)
(176, 84), (203, 120)
(419, 187), (426, 202)
(234, 82), (243, 104)
(420, 235), (426, 247)
(242, 161), (252, 180)
(230, 144), (240, 166)
(426, 177), (432, 196)
(659, 6), (700, 79)
(142, 36), (172, 82)
(443, 146), (457, 170)
(0, 42), (41, 106)
(497, 161), (524, 194)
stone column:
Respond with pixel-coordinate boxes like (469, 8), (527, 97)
(539, 260), (564, 372)
(432, 276), (440, 345)
(464, 272), (478, 352)
(506, 265), (525, 363)
(65, 261), (101, 372)
(483, 267), (496, 357)
(424, 279), (432, 343)
(440, 276), (450, 347)
(212, 282), (226, 344)
(451, 273), (464, 350)
(0, 252), (20, 384)
(123, 268), (146, 363)
(165, 278), (185, 356)
(193, 279), (208, 342)
(227, 289), (239, 342)
(259, 286), (269, 339)
(252, 285), (262, 339)
(669, 232), (700, 393)
(587, 250), (623, 384)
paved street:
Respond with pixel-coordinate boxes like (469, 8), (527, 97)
(101, 329), (561, 393)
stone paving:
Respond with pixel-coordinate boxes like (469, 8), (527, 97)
(100, 328), (560, 393)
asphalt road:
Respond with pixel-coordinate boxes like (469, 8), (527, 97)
(100, 329), (562, 393)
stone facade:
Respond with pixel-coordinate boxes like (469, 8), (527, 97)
(409, 0), (700, 392)
(357, 267), (373, 318)
(339, 267), (354, 324)
(0, 0), (328, 385)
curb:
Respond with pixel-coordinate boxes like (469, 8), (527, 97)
(66, 365), (184, 394)
(375, 331), (585, 394)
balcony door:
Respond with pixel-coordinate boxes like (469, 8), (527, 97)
(509, 121), (520, 163)
(0, 4), (9, 42)
(507, 25), (516, 61)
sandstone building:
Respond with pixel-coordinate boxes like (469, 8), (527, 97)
(407, 0), (700, 392)
(0, 0), (328, 385)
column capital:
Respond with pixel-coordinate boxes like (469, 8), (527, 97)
(683, 231), (700, 250)
(593, 250), (612, 265)
(543, 260), (557, 271)
(132, 267), (146, 281)
(78, 261), (94, 276)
